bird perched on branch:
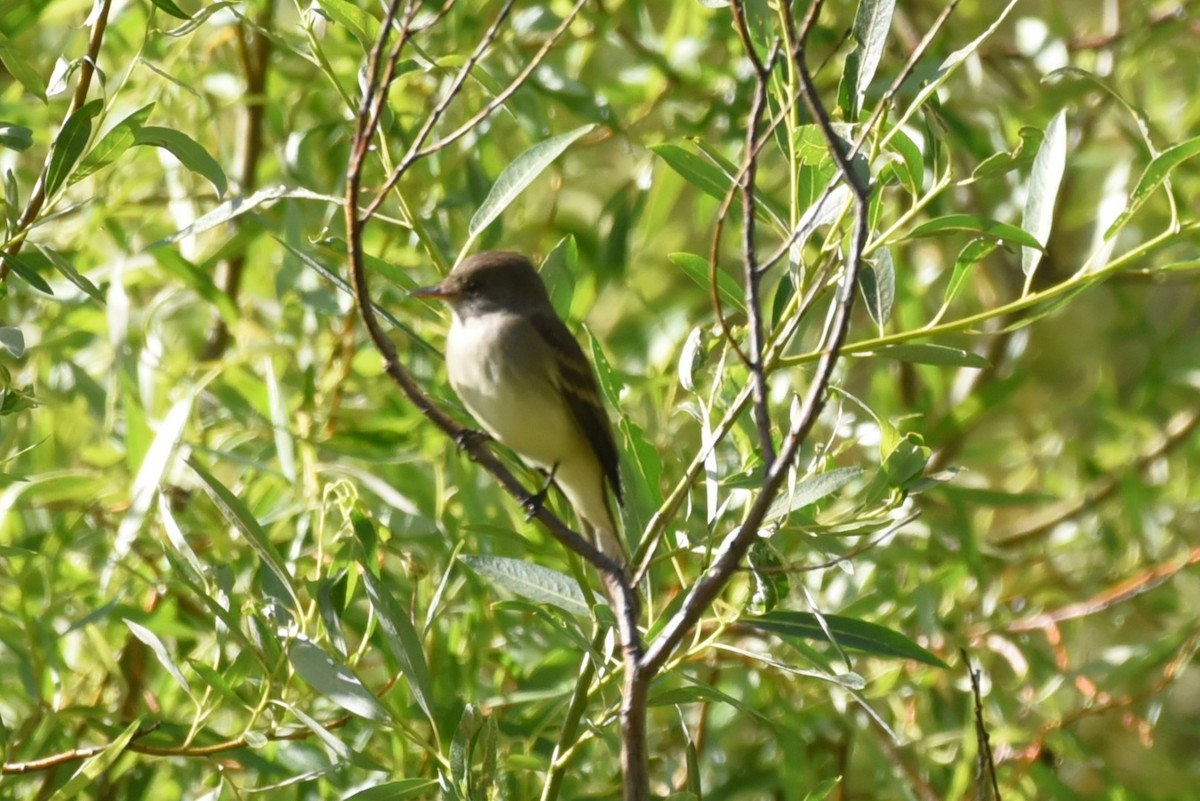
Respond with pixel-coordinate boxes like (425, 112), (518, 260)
(412, 251), (626, 563)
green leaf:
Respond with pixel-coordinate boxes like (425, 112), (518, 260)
(907, 213), (1043, 250)
(317, 0), (382, 48)
(765, 467), (864, 524)
(2, 252), (53, 294)
(107, 396), (194, 586)
(46, 721), (143, 801)
(0, 44), (47, 101)
(874, 343), (989, 368)
(460, 555), (589, 617)
(39, 245), (104, 302)
(468, 124), (595, 240)
(837, 0), (896, 119)
(187, 455), (301, 612)
(124, 619), (193, 698)
(288, 639), (391, 722)
(342, 780), (442, 801)
(1106, 134), (1200, 239)
(72, 103), (155, 182)
(147, 0), (192, 20)
(0, 326), (24, 357)
(359, 565), (435, 722)
(668, 251), (745, 312)
(941, 238), (998, 309)
(745, 610), (948, 667)
(154, 186), (341, 246)
(134, 125), (228, 196)
(651, 143), (738, 207)
(747, 540), (789, 614)
(1022, 110), (1067, 277)
(858, 247), (894, 333)
(972, 126), (1043, 181)
(45, 98), (103, 196)
(151, 249), (237, 322)
(539, 234), (578, 320)
(0, 123), (32, 152)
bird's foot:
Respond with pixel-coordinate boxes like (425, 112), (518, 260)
(455, 428), (490, 456)
(523, 463), (559, 520)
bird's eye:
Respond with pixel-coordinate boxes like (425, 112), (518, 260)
(465, 278), (480, 293)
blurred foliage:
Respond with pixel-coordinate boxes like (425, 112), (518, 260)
(2, 0), (1200, 800)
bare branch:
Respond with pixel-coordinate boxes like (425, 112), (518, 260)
(642, 0), (873, 676)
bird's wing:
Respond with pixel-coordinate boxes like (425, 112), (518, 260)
(529, 311), (624, 505)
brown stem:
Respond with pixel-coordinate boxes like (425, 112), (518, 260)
(202, 3), (275, 359)
(0, 0), (113, 282)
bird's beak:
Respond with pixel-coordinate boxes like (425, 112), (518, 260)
(410, 282), (453, 301)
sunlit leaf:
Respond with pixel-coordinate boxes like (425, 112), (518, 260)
(134, 125), (228, 196)
(460, 555), (589, 617)
(1022, 110), (1067, 277)
(746, 610), (948, 667)
(468, 124), (595, 240)
(289, 638), (391, 722)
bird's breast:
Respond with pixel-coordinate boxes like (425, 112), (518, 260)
(445, 312), (581, 471)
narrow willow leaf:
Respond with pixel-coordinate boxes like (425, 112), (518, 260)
(858, 247), (895, 333)
(745, 610), (948, 667)
(468, 124), (595, 239)
(72, 103), (155, 183)
(765, 467), (863, 524)
(838, 0), (896, 119)
(342, 780), (441, 801)
(148, 0), (191, 20)
(1021, 110), (1067, 277)
(360, 565), (435, 722)
(289, 639), (391, 722)
(39, 245), (104, 303)
(46, 721), (142, 801)
(942, 238), (998, 309)
(124, 619), (193, 698)
(460, 555), (589, 617)
(652, 144), (737, 206)
(1106, 134), (1200, 239)
(539, 234), (578, 320)
(875, 343), (989, 368)
(134, 125), (228, 196)
(107, 395), (193, 587)
(187, 455), (300, 612)
(907, 213), (1043, 250)
(972, 126), (1043, 181)
(46, 98), (103, 196)
(153, 186), (340, 246)
(886, 0), (1020, 138)
(2, 252), (53, 294)
(0, 44), (47, 101)
(668, 251), (745, 312)
(316, 0), (381, 46)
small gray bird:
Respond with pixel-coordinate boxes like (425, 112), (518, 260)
(412, 252), (625, 562)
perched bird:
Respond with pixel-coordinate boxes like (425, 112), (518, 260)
(412, 251), (626, 562)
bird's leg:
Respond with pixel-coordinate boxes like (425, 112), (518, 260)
(524, 462), (559, 520)
(455, 428), (491, 457)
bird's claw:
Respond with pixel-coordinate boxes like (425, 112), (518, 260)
(522, 488), (549, 521)
(523, 462), (560, 520)
(455, 428), (490, 455)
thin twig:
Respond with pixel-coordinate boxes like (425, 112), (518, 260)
(962, 650), (1003, 801)
(731, 3), (779, 466)
(641, 0), (871, 676)
(0, 0), (114, 283)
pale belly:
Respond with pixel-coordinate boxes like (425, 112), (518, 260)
(446, 313), (579, 471)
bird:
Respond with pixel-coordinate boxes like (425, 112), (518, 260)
(411, 251), (626, 563)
